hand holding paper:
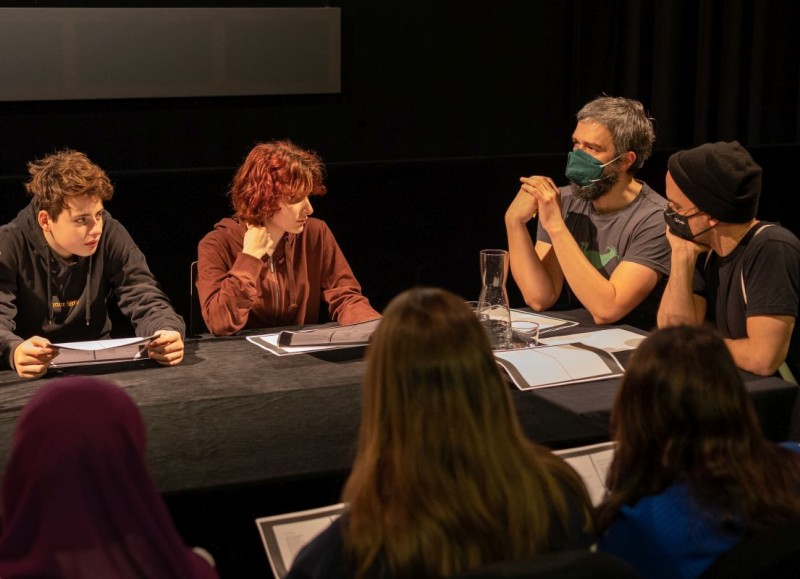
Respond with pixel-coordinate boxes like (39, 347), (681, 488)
(146, 330), (184, 366)
(13, 336), (57, 379)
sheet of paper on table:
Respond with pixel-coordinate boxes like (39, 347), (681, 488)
(50, 336), (155, 367)
(538, 327), (645, 352)
(510, 309), (579, 334)
(494, 342), (625, 390)
(256, 503), (346, 579)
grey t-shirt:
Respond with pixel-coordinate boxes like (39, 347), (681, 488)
(536, 182), (670, 329)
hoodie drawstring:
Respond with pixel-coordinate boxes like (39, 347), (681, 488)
(46, 251), (93, 327)
(46, 254), (54, 326)
(85, 255), (92, 326)
(285, 238), (298, 312)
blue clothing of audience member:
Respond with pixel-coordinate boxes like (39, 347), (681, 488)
(596, 327), (800, 579)
(598, 483), (742, 578)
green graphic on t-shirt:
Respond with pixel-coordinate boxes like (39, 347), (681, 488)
(579, 242), (619, 269)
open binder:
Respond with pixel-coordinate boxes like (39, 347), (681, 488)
(494, 342), (624, 390)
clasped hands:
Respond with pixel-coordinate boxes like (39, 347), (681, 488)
(505, 175), (564, 233)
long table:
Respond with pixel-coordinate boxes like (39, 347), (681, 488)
(0, 310), (795, 494)
(0, 312), (796, 576)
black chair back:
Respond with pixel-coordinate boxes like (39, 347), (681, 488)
(700, 520), (800, 579)
(188, 260), (208, 337)
(454, 550), (639, 578)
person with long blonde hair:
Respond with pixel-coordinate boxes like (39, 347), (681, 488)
(597, 325), (800, 578)
(288, 287), (594, 579)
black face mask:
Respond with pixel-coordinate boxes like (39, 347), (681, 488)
(663, 208), (714, 241)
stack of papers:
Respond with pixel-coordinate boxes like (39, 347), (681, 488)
(50, 336), (154, 368)
(248, 319), (380, 356)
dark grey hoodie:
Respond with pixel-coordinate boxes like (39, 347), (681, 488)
(0, 199), (185, 370)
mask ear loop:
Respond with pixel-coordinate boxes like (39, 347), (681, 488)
(588, 153), (625, 183)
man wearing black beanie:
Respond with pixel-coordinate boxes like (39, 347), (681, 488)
(657, 141), (800, 379)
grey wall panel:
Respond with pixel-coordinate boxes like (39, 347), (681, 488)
(0, 7), (340, 101)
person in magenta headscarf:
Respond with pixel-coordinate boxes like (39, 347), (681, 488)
(0, 376), (218, 579)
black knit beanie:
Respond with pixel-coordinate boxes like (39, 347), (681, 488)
(667, 141), (761, 223)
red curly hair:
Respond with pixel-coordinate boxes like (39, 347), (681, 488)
(230, 140), (327, 224)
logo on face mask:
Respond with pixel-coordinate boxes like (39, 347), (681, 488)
(663, 208), (715, 241)
(565, 149), (623, 188)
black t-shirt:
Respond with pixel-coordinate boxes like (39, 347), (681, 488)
(696, 222), (800, 374)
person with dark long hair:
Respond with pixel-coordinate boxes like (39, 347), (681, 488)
(287, 287), (594, 579)
(196, 140), (379, 336)
(0, 376), (218, 578)
(596, 325), (800, 578)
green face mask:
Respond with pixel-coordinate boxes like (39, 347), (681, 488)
(565, 149), (623, 187)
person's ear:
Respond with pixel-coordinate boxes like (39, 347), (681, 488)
(37, 210), (51, 232)
(620, 151), (636, 172)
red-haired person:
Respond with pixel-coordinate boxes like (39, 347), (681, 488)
(197, 140), (379, 336)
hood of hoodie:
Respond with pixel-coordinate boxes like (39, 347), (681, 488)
(14, 199), (94, 327)
(212, 217), (299, 311)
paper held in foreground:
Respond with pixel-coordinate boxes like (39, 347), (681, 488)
(50, 336), (155, 367)
(256, 503), (346, 579)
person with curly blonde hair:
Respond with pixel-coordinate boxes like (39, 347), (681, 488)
(197, 140), (379, 335)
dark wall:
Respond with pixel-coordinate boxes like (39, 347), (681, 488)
(1, 0), (798, 323)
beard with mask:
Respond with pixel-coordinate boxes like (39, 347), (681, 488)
(565, 148), (624, 202)
(570, 163), (620, 202)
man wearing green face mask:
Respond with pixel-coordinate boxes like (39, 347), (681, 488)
(505, 96), (670, 329)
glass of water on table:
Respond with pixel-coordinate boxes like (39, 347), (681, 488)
(511, 320), (540, 348)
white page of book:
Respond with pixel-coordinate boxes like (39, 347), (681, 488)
(495, 344), (617, 388)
